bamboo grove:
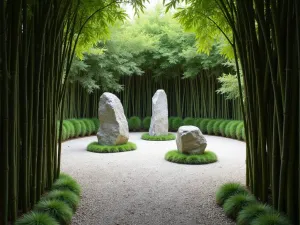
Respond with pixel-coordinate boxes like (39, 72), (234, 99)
(0, 0), (138, 224)
(168, 0), (300, 223)
(64, 9), (242, 121)
(63, 73), (242, 120)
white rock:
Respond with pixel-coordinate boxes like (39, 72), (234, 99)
(149, 89), (168, 136)
(176, 126), (207, 154)
(97, 92), (129, 145)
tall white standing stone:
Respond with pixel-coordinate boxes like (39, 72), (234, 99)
(149, 89), (168, 136)
(97, 92), (129, 145)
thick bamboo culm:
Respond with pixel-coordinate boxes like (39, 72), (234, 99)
(63, 72), (243, 120)
(214, 0), (300, 224)
(0, 0), (78, 224)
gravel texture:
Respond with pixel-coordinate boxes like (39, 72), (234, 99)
(61, 132), (246, 225)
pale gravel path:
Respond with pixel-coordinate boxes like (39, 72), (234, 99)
(61, 133), (246, 225)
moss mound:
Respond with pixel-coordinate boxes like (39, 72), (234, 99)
(142, 116), (151, 130)
(63, 121), (75, 138)
(78, 120), (87, 136)
(165, 150), (217, 164)
(69, 119), (82, 137)
(171, 117), (183, 131)
(128, 116), (142, 131)
(236, 122), (244, 140)
(168, 117), (176, 130)
(229, 121), (242, 138)
(198, 119), (210, 133)
(91, 118), (100, 133)
(81, 119), (93, 136)
(141, 133), (175, 141)
(87, 141), (137, 153)
(207, 119), (219, 135)
(213, 120), (224, 136)
(219, 120), (231, 136)
(183, 117), (196, 126)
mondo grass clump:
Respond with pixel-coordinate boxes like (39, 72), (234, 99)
(223, 193), (257, 219)
(229, 121), (242, 138)
(142, 116), (151, 130)
(63, 120), (75, 138)
(141, 133), (175, 141)
(91, 118), (100, 132)
(251, 212), (291, 225)
(213, 119), (224, 135)
(82, 119), (94, 136)
(224, 121), (236, 137)
(69, 119), (82, 137)
(78, 120), (87, 136)
(237, 203), (274, 225)
(15, 173), (80, 225)
(198, 119), (210, 134)
(128, 116), (142, 131)
(216, 182), (249, 206)
(15, 212), (59, 225)
(41, 190), (80, 212)
(34, 200), (73, 225)
(52, 175), (81, 196)
(236, 122), (244, 140)
(206, 119), (219, 135)
(219, 120), (231, 136)
(165, 150), (217, 165)
(87, 141), (137, 153)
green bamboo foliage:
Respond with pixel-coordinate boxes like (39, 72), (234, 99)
(63, 72), (242, 120)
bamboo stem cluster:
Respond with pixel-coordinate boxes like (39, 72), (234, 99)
(0, 0), (84, 224)
(215, 0), (300, 223)
(63, 72), (242, 120)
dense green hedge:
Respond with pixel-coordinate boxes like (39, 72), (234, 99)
(16, 174), (81, 225)
(58, 117), (246, 142)
(57, 118), (99, 142)
(216, 183), (291, 225)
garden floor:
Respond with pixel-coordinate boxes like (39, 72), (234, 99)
(61, 132), (246, 225)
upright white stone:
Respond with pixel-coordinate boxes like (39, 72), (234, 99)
(97, 92), (129, 145)
(176, 126), (207, 154)
(149, 89), (168, 136)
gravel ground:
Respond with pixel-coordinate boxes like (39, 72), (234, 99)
(61, 132), (246, 225)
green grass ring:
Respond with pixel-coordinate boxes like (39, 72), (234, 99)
(141, 133), (176, 141)
(87, 142), (137, 153)
(165, 150), (218, 164)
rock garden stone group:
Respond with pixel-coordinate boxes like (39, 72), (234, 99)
(87, 89), (217, 164)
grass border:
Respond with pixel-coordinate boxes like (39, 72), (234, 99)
(165, 150), (218, 165)
(87, 141), (137, 153)
(141, 133), (176, 141)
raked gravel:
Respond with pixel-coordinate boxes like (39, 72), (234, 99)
(61, 132), (246, 225)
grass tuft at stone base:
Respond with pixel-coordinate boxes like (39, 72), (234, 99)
(165, 150), (217, 164)
(87, 142), (137, 153)
(141, 133), (176, 141)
